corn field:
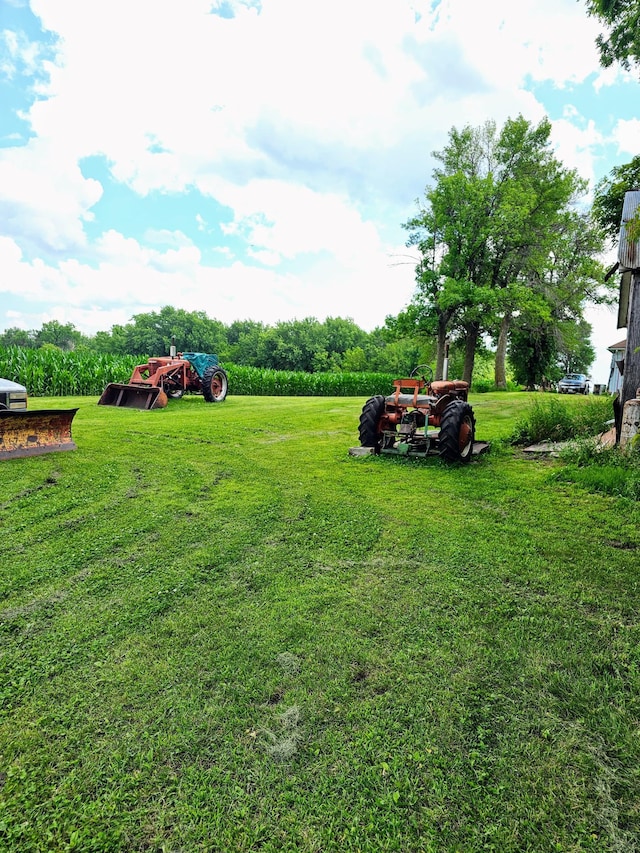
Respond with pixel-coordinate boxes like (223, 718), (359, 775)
(0, 347), (140, 396)
(225, 365), (394, 396)
(0, 347), (395, 397)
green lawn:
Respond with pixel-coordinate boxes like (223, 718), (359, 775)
(0, 393), (638, 852)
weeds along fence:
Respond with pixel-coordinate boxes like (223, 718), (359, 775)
(0, 347), (395, 398)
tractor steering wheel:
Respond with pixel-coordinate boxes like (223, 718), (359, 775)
(410, 364), (434, 385)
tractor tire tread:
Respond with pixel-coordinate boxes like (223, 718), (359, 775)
(438, 400), (475, 464)
(202, 365), (228, 403)
(359, 395), (386, 452)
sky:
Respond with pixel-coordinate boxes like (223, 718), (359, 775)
(0, 0), (638, 383)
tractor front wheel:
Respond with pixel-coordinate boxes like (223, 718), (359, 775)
(438, 400), (475, 463)
(202, 366), (228, 403)
(359, 395), (386, 452)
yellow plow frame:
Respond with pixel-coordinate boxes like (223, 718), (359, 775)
(0, 409), (79, 460)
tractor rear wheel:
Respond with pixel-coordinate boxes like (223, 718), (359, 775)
(438, 400), (475, 463)
(359, 395), (386, 452)
(202, 366), (228, 403)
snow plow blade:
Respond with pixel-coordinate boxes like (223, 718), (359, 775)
(0, 409), (78, 460)
(98, 383), (168, 410)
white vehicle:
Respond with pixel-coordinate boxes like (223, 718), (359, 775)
(558, 373), (590, 395)
(0, 378), (28, 410)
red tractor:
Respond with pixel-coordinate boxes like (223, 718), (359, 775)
(99, 352), (228, 410)
(358, 366), (477, 463)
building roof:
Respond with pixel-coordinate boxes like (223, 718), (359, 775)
(608, 339), (627, 352)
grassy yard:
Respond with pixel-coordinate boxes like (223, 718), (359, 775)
(0, 392), (638, 852)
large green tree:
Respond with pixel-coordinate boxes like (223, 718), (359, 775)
(0, 327), (36, 348)
(586, 0), (640, 71)
(403, 116), (600, 387)
(556, 318), (596, 375)
(35, 321), (86, 350)
(508, 310), (558, 390)
(403, 122), (500, 381)
(97, 307), (228, 357)
(592, 155), (640, 241)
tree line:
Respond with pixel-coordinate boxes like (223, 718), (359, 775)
(0, 311), (428, 378)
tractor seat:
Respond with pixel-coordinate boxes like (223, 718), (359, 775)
(430, 380), (468, 394)
(385, 393), (432, 406)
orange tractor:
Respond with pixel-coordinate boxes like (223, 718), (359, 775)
(358, 365), (482, 463)
(99, 351), (228, 410)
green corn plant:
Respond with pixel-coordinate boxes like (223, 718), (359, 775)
(1, 346), (397, 398)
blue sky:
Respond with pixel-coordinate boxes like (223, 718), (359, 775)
(0, 0), (638, 382)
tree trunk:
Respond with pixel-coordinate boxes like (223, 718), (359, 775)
(462, 321), (480, 386)
(435, 315), (448, 380)
(617, 271), (640, 441)
(494, 312), (511, 390)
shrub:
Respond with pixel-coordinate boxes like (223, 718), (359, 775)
(510, 396), (614, 445)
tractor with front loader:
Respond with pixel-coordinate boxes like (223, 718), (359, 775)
(358, 366), (485, 463)
(99, 351), (228, 410)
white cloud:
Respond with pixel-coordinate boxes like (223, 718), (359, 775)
(549, 118), (604, 194)
(0, 137), (102, 251)
(414, 0), (602, 89)
(612, 119), (640, 156)
(215, 179), (384, 268)
(0, 223), (416, 334)
(0, 27), (42, 78)
(22, 0), (605, 204)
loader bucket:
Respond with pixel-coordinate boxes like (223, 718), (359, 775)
(98, 383), (168, 410)
(0, 409), (78, 460)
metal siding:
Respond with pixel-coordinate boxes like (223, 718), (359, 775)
(618, 190), (640, 270)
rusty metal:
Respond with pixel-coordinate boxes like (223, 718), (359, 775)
(357, 368), (486, 463)
(98, 354), (227, 408)
(0, 409), (78, 460)
(99, 357), (190, 408)
(98, 383), (168, 409)
(618, 191), (640, 271)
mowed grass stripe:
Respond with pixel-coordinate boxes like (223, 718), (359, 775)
(0, 393), (638, 852)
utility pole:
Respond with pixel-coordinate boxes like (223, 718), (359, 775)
(616, 191), (640, 441)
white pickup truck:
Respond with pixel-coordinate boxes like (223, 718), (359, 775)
(0, 378), (28, 410)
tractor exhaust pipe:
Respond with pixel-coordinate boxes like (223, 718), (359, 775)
(443, 339), (450, 381)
